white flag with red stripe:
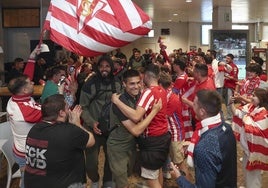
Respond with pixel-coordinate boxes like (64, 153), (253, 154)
(44, 0), (152, 56)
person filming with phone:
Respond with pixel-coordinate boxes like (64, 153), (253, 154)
(41, 64), (78, 108)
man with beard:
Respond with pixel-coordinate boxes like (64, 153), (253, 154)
(80, 55), (122, 188)
(128, 50), (146, 70)
(6, 75), (42, 188)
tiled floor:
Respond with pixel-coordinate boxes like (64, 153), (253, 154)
(1, 143), (268, 188)
(1, 104), (268, 187)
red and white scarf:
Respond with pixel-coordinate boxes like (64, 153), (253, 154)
(187, 113), (222, 167)
(240, 76), (260, 97)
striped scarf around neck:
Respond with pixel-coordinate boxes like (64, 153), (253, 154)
(187, 113), (222, 167)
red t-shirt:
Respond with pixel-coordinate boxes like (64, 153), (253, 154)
(187, 77), (216, 102)
(207, 64), (215, 81)
(224, 62), (238, 89)
(137, 85), (168, 137)
(183, 77), (216, 125)
(173, 72), (188, 96)
(166, 89), (184, 141)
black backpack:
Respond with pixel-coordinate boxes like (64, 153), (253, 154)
(95, 79), (117, 137)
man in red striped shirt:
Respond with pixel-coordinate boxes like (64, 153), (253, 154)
(223, 53), (239, 121)
(182, 63), (216, 135)
(6, 75), (42, 188)
(112, 64), (171, 188)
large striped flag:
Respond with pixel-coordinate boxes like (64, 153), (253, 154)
(43, 0), (152, 56)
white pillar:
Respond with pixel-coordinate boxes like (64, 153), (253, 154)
(212, 6), (232, 30)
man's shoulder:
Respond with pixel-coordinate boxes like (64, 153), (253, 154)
(231, 62), (238, 68)
(81, 75), (99, 92)
(83, 75), (98, 86)
(202, 123), (234, 141)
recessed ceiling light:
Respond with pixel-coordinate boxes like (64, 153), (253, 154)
(186, 0), (192, 2)
(168, 20), (172, 22)
(173, 13), (178, 16)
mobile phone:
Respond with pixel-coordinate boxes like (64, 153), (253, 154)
(58, 76), (66, 86)
(69, 66), (75, 74)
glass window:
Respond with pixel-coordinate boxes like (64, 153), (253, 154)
(201, 25), (212, 45)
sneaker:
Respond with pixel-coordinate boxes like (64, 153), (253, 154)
(91, 182), (99, 188)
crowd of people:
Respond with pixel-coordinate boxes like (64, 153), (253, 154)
(4, 44), (268, 188)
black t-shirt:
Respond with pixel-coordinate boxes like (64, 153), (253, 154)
(24, 121), (89, 188)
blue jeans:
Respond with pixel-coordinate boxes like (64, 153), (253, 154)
(224, 88), (234, 120)
(216, 87), (223, 98)
(13, 152), (25, 188)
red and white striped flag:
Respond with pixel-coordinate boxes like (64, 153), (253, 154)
(44, 0), (152, 56)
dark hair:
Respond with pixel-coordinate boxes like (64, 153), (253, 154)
(97, 55), (114, 72)
(70, 52), (79, 62)
(156, 58), (165, 65)
(42, 94), (66, 121)
(226, 53), (234, 60)
(245, 63), (263, 75)
(137, 66), (145, 74)
(196, 90), (222, 116)
(145, 63), (160, 79)
(252, 56), (264, 66)
(132, 48), (138, 52)
(135, 50), (141, 54)
(14, 57), (24, 63)
(173, 58), (186, 71)
(123, 69), (140, 82)
(159, 71), (172, 89)
(254, 88), (268, 110)
(194, 63), (208, 77)
(160, 66), (171, 74)
(196, 52), (205, 58)
(13, 58), (24, 66)
(204, 55), (213, 65)
(113, 58), (123, 66)
(7, 75), (29, 95)
(210, 50), (217, 58)
(45, 64), (67, 79)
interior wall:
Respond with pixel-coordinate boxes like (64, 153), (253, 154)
(0, 5), (4, 82)
(120, 22), (189, 59)
(0, 6), (259, 64)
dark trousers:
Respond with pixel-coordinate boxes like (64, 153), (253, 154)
(85, 133), (112, 183)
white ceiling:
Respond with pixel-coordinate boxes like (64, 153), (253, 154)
(1, 0), (268, 23)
